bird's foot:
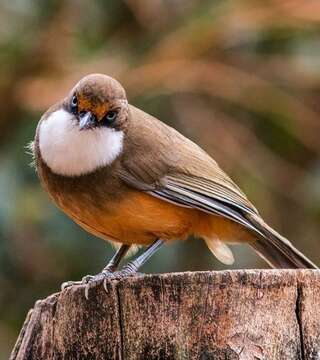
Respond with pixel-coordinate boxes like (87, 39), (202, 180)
(84, 267), (143, 299)
(61, 267), (143, 299)
(60, 270), (114, 293)
(61, 279), (84, 290)
(82, 270), (114, 299)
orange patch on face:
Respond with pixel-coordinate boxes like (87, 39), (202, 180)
(77, 94), (109, 121)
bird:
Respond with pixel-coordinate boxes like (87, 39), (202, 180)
(31, 73), (317, 297)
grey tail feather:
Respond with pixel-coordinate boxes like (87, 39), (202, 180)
(247, 213), (317, 269)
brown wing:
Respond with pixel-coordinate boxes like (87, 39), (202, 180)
(150, 174), (261, 232)
(119, 105), (260, 234)
(118, 105), (317, 269)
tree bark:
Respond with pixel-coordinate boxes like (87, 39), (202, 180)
(10, 270), (320, 359)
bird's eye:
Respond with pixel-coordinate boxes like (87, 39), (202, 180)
(105, 111), (117, 123)
(70, 95), (78, 114)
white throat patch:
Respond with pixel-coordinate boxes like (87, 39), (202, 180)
(39, 109), (123, 176)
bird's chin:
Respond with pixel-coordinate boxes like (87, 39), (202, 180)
(68, 114), (79, 126)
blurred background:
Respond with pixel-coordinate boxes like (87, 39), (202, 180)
(1, 0), (320, 357)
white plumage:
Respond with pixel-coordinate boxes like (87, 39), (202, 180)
(39, 109), (124, 176)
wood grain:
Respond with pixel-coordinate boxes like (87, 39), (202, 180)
(10, 270), (320, 359)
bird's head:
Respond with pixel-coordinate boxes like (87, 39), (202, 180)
(66, 74), (128, 131)
(38, 74), (129, 177)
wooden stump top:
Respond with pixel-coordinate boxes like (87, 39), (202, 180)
(10, 270), (320, 359)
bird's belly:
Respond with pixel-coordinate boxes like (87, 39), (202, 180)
(57, 190), (202, 245)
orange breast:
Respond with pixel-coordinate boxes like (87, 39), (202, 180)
(58, 190), (197, 245)
(57, 189), (252, 246)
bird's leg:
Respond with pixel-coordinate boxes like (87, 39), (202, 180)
(84, 239), (163, 299)
(100, 239), (164, 288)
(115, 239), (164, 276)
(82, 244), (130, 282)
(103, 243), (131, 272)
(61, 244), (130, 291)
(85, 239), (164, 299)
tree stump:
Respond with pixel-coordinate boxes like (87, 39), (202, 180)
(10, 270), (320, 359)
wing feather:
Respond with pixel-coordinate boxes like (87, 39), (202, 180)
(116, 105), (317, 268)
(166, 174), (258, 214)
(118, 105), (260, 234)
(149, 177), (262, 235)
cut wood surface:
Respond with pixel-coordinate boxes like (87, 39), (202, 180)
(10, 270), (320, 359)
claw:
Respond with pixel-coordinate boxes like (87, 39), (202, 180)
(103, 278), (108, 292)
(61, 282), (70, 290)
(61, 270), (128, 299)
(85, 284), (90, 300)
(61, 280), (83, 290)
(82, 270), (114, 299)
(82, 275), (94, 283)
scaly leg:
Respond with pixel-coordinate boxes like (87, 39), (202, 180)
(116, 239), (164, 275)
(85, 239), (164, 299)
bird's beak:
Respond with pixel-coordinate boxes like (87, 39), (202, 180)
(79, 111), (97, 130)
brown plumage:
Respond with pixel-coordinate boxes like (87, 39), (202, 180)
(33, 73), (317, 270)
